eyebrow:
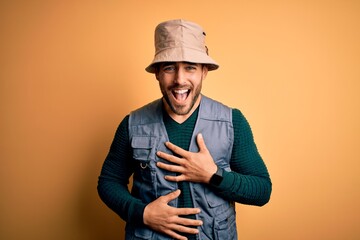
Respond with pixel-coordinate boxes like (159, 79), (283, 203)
(160, 62), (175, 67)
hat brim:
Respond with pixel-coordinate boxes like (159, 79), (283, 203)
(145, 47), (219, 73)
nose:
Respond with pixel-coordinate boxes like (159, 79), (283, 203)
(174, 65), (186, 84)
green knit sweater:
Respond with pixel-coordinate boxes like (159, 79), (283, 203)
(163, 107), (199, 240)
(98, 106), (272, 233)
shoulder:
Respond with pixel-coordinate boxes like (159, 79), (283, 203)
(129, 98), (162, 125)
(232, 108), (246, 122)
(114, 114), (130, 137)
(231, 108), (256, 141)
(200, 95), (232, 122)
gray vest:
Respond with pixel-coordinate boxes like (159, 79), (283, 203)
(126, 95), (237, 240)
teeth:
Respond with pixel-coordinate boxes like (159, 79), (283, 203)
(174, 89), (188, 94)
(173, 89), (189, 101)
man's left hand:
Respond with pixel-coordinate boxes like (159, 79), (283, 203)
(156, 133), (217, 184)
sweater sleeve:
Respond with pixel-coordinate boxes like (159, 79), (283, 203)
(213, 109), (272, 206)
(97, 115), (146, 224)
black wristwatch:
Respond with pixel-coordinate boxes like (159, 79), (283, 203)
(209, 166), (224, 186)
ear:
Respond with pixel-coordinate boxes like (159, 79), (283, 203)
(155, 71), (160, 81)
(154, 64), (160, 81)
(202, 65), (209, 80)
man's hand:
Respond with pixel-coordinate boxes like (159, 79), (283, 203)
(143, 190), (203, 240)
(156, 133), (218, 184)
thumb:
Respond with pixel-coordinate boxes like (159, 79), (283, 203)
(196, 133), (208, 152)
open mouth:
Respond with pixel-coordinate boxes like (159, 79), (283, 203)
(172, 89), (190, 102)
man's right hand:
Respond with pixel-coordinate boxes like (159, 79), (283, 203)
(143, 189), (203, 240)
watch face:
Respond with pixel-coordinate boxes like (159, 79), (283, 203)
(210, 173), (223, 186)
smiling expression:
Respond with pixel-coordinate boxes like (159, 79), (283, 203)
(156, 62), (208, 120)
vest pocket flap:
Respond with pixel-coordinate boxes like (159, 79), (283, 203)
(132, 136), (156, 161)
(131, 136), (156, 148)
(205, 187), (229, 208)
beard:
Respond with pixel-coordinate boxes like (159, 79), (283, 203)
(160, 82), (202, 116)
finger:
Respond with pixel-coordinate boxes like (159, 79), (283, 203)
(164, 174), (187, 182)
(161, 189), (181, 203)
(165, 142), (190, 158)
(171, 224), (200, 235)
(157, 151), (183, 165)
(163, 229), (188, 240)
(175, 217), (203, 227)
(174, 207), (201, 216)
(157, 161), (184, 173)
(196, 133), (208, 152)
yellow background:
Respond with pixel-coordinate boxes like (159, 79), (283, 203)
(1, 1), (359, 239)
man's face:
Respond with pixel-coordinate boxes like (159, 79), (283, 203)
(156, 62), (208, 116)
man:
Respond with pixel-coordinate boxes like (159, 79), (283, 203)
(98, 19), (272, 240)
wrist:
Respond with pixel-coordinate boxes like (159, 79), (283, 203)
(209, 166), (224, 187)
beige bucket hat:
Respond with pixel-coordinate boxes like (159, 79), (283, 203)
(145, 19), (219, 73)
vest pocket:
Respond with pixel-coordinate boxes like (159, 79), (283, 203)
(214, 207), (237, 240)
(132, 136), (157, 161)
(131, 136), (157, 202)
(201, 187), (237, 239)
(131, 136), (157, 176)
(199, 204), (236, 240)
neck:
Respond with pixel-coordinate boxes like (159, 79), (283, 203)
(163, 95), (202, 124)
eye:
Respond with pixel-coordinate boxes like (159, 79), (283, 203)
(185, 65), (197, 71)
(162, 65), (176, 72)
